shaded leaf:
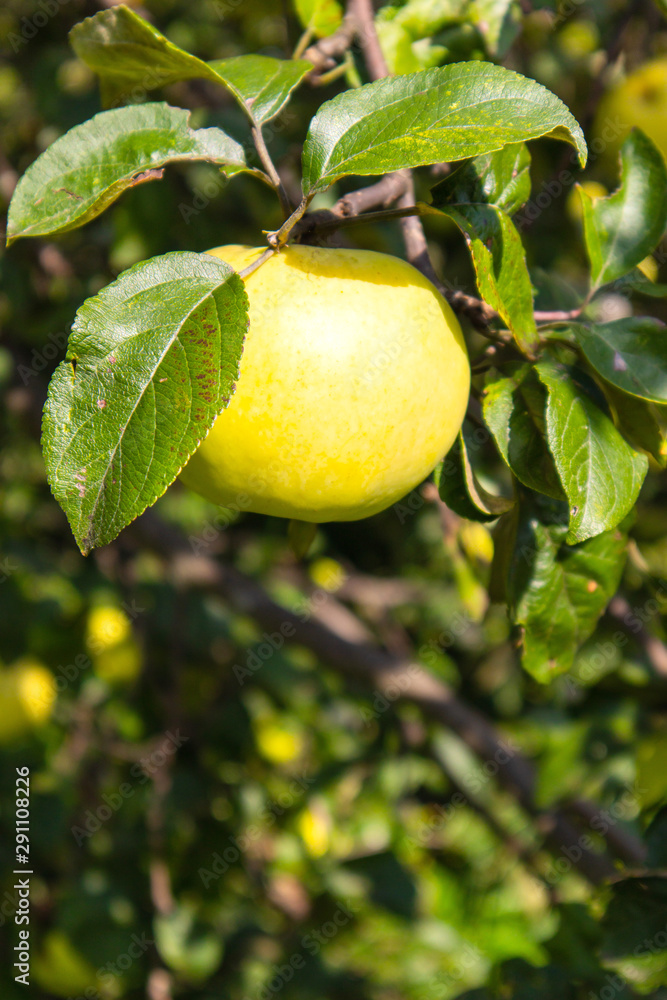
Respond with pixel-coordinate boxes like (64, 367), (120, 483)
(427, 144), (536, 351)
(579, 129), (667, 291)
(431, 142), (532, 216)
(646, 807), (667, 868)
(469, 0), (522, 58)
(7, 103), (246, 243)
(70, 6), (311, 123)
(603, 382), (667, 467)
(601, 878), (667, 958)
(483, 366), (565, 500)
(575, 317), (667, 403)
(42, 253), (248, 555)
(509, 498), (627, 681)
(302, 61), (586, 196)
(536, 362), (648, 544)
(616, 268), (667, 298)
(435, 427), (514, 522)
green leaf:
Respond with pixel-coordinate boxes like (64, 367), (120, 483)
(42, 252), (248, 555)
(428, 202), (537, 354)
(575, 317), (667, 403)
(6, 103), (246, 244)
(601, 878), (667, 958)
(431, 142), (531, 216)
(536, 362), (648, 544)
(579, 129), (667, 291)
(70, 6), (311, 124)
(483, 366), (565, 500)
(155, 903), (224, 980)
(508, 499), (627, 681)
(616, 268), (667, 298)
(427, 145), (536, 351)
(435, 427), (514, 522)
(206, 55), (313, 125)
(301, 62), (587, 196)
(603, 382), (667, 467)
(294, 0), (343, 38)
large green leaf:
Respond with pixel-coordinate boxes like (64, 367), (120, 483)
(6, 103), (246, 244)
(575, 317), (667, 403)
(435, 427), (514, 522)
(536, 362), (648, 544)
(301, 62), (586, 196)
(483, 366), (564, 500)
(70, 6), (311, 123)
(579, 129), (667, 291)
(42, 253), (248, 555)
(508, 499), (627, 681)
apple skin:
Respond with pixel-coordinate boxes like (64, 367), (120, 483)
(179, 244), (470, 522)
(595, 58), (667, 165)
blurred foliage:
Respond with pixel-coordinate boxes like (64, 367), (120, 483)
(1, 1), (667, 999)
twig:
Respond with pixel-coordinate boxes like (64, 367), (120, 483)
(292, 173), (410, 242)
(302, 15), (356, 75)
(349, 0), (389, 80)
(251, 124), (292, 219)
(133, 511), (626, 885)
(238, 246), (276, 279)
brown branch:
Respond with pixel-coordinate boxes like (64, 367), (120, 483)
(132, 511), (628, 885)
(349, 0), (388, 80)
(302, 14), (356, 75)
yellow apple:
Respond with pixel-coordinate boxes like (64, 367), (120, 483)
(86, 604), (142, 684)
(0, 657), (55, 743)
(595, 58), (667, 165)
(179, 245), (469, 521)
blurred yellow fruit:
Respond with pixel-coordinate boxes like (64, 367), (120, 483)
(180, 245), (470, 522)
(33, 930), (99, 999)
(255, 720), (304, 764)
(297, 803), (330, 857)
(595, 58), (667, 165)
(309, 556), (347, 592)
(0, 658), (55, 743)
(86, 605), (141, 684)
(557, 20), (599, 59)
(458, 521), (494, 566)
(86, 604), (131, 651)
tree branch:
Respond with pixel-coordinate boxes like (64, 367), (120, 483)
(131, 511), (638, 885)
